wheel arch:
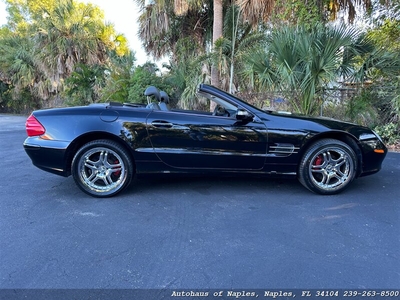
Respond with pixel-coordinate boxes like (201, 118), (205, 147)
(64, 132), (136, 176)
(299, 131), (363, 178)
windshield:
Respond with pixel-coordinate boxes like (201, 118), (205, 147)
(197, 91), (237, 111)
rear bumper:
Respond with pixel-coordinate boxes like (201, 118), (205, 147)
(24, 137), (70, 177)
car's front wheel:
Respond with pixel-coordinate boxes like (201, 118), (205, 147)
(298, 139), (357, 195)
(72, 140), (134, 197)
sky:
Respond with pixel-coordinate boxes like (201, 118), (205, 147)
(0, 1), (6, 26)
(0, 0), (150, 65)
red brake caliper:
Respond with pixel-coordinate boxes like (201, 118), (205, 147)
(313, 155), (323, 168)
(114, 160), (121, 177)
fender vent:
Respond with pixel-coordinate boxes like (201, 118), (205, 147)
(268, 143), (299, 157)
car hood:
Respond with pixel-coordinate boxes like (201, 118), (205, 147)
(265, 110), (375, 137)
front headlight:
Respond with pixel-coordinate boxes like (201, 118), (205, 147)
(372, 130), (385, 144)
(359, 133), (377, 141)
(359, 131), (386, 154)
(359, 131), (384, 143)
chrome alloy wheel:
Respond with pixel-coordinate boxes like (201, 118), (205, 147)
(298, 139), (357, 195)
(77, 147), (127, 194)
(308, 147), (354, 192)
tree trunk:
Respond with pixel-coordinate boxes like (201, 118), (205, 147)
(211, 0), (223, 89)
(174, 0), (189, 16)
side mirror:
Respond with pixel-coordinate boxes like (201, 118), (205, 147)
(236, 108), (253, 122)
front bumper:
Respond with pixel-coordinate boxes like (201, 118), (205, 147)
(358, 136), (388, 176)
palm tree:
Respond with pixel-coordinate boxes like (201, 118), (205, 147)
(0, 35), (43, 110)
(134, 0), (378, 95)
(64, 63), (107, 106)
(328, 0), (372, 23)
(246, 24), (371, 115)
(178, 0), (223, 89)
(134, 0), (212, 60)
(211, 4), (267, 91)
(101, 50), (136, 103)
(34, 0), (131, 106)
(34, 1), (108, 86)
(234, 0), (376, 30)
(1, 0), (131, 108)
(134, 0), (266, 90)
(236, 0), (275, 26)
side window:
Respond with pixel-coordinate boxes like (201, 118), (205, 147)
(194, 94), (237, 118)
(193, 94), (214, 113)
(174, 92), (237, 118)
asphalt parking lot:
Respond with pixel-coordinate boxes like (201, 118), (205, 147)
(0, 114), (399, 299)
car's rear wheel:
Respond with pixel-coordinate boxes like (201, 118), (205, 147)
(298, 139), (357, 195)
(72, 140), (134, 197)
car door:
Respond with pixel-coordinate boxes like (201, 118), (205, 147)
(146, 110), (268, 170)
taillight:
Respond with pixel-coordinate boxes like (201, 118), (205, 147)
(26, 114), (45, 136)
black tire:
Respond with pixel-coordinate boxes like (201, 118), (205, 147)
(72, 139), (134, 197)
(298, 139), (357, 195)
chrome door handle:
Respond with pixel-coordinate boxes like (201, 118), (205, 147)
(151, 121), (173, 128)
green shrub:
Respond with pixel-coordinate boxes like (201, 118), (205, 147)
(374, 123), (400, 145)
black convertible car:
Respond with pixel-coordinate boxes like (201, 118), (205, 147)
(24, 84), (387, 197)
